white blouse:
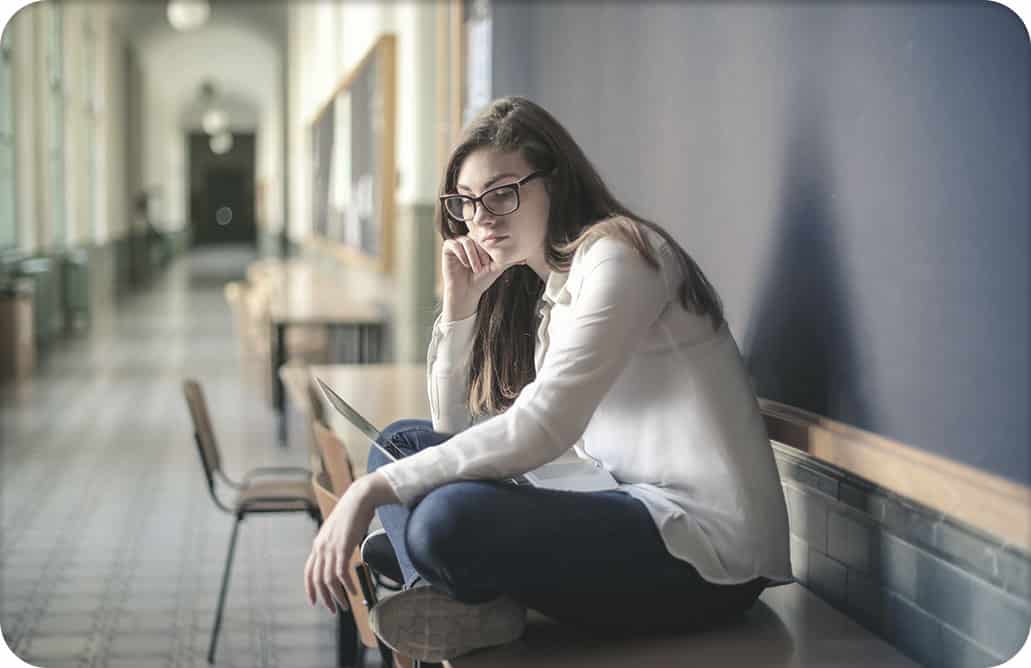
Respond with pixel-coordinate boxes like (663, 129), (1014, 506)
(377, 229), (793, 585)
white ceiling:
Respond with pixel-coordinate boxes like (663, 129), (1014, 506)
(110, 0), (286, 49)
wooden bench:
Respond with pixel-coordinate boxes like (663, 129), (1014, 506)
(296, 364), (919, 668)
(447, 584), (917, 667)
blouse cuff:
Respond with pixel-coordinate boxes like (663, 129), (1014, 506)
(375, 453), (440, 507)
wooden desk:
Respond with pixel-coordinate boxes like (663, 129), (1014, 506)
(306, 364), (428, 475)
(269, 297), (386, 444)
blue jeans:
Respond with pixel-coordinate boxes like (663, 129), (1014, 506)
(369, 419), (765, 631)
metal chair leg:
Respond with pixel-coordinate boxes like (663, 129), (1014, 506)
(208, 516), (242, 664)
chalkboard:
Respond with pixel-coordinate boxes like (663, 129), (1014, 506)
(310, 35), (396, 272)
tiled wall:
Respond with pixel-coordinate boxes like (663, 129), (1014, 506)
(774, 444), (1030, 667)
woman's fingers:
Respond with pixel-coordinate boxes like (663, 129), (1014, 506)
(443, 239), (472, 270)
(458, 237), (484, 272)
(303, 552), (317, 606)
(474, 242), (493, 272)
(328, 565), (351, 612)
(323, 550), (351, 613)
(336, 549), (359, 598)
(315, 551), (338, 614)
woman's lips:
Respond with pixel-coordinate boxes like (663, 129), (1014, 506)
(481, 235), (509, 246)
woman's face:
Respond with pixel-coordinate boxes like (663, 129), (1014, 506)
(454, 148), (551, 279)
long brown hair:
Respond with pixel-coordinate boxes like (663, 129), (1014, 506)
(437, 97), (724, 418)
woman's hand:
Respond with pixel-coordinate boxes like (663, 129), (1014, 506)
(303, 472), (399, 613)
(441, 236), (523, 321)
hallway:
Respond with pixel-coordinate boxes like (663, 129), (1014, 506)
(1, 248), (339, 668)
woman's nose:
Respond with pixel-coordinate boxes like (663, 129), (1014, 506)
(471, 203), (496, 227)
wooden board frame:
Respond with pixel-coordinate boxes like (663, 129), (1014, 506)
(433, 0), (464, 298)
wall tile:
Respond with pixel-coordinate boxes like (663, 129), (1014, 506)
(838, 479), (874, 513)
(885, 592), (943, 668)
(808, 549), (847, 608)
(935, 521), (1000, 582)
(774, 452), (840, 499)
(829, 510), (876, 574)
(916, 547), (1031, 660)
(846, 568), (888, 635)
(879, 534), (919, 602)
(870, 493), (938, 548)
(940, 622), (1005, 668)
(790, 533), (809, 583)
(784, 483), (828, 552)
(997, 547), (1031, 600)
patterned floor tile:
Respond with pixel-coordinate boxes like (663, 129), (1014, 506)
(3, 248), (344, 668)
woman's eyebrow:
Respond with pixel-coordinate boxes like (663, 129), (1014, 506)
(456, 172), (519, 193)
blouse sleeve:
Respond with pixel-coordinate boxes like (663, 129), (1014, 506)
(379, 238), (670, 505)
(426, 312), (478, 433)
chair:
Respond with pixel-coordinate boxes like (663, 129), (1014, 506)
(312, 421), (356, 495)
(311, 422), (407, 667)
(312, 473), (385, 655)
(182, 379), (319, 664)
(312, 421), (402, 585)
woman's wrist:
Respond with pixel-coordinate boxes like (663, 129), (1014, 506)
(442, 298), (477, 323)
(356, 471), (400, 508)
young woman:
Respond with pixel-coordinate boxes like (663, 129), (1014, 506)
(304, 97), (792, 663)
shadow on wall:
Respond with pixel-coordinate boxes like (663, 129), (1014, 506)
(742, 87), (872, 428)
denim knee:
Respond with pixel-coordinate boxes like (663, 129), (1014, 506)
(367, 445), (391, 474)
(404, 482), (499, 603)
(379, 418), (433, 444)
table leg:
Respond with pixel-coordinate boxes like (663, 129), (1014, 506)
(337, 608), (360, 667)
(272, 321), (288, 445)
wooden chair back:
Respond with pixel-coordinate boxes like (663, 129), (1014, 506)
(183, 379), (224, 497)
(311, 471), (378, 649)
(313, 421), (356, 495)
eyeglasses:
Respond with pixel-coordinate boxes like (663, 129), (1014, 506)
(440, 171), (546, 224)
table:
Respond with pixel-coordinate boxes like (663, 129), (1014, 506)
(270, 297), (386, 444)
(305, 364), (429, 476)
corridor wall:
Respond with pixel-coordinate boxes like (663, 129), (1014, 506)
(491, 1), (1029, 487)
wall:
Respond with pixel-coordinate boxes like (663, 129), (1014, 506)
(286, 1), (440, 363)
(491, 1), (1030, 486)
(6, 1), (135, 323)
(775, 443), (1029, 667)
(137, 23), (281, 235)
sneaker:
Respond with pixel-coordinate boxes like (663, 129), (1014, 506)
(360, 529), (403, 587)
(368, 585), (526, 662)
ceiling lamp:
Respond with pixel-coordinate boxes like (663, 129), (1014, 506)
(167, 1), (211, 32)
(202, 108), (228, 135)
(210, 131), (234, 155)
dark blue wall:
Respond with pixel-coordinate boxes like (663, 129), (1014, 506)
(492, 1), (1030, 484)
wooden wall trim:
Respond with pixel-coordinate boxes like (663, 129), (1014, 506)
(759, 398), (1031, 553)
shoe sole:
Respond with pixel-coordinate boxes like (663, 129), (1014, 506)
(369, 587), (526, 662)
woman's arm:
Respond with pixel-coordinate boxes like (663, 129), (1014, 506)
(379, 238), (670, 505)
(426, 312), (477, 433)
(303, 471), (397, 612)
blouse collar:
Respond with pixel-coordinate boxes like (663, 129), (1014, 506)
(542, 269), (572, 306)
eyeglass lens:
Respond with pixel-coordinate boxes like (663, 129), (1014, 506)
(445, 185), (519, 222)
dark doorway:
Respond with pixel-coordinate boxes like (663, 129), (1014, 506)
(188, 132), (257, 246)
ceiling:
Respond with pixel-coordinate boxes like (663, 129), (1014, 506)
(109, 0), (287, 49)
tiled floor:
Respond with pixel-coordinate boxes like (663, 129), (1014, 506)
(1, 247), (355, 668)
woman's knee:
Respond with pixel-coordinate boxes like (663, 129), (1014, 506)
(379, 418), (433, 443)
(404, 482), (500, 601)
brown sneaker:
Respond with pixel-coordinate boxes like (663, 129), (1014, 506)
(368, 585), (526, 662)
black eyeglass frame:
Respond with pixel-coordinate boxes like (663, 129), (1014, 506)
(439, 171), (547, 224)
